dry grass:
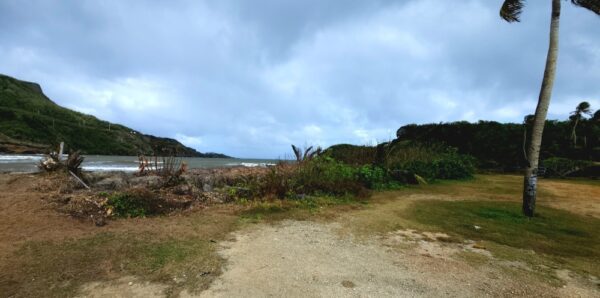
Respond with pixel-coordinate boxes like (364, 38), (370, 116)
(0, 173), (240, 297)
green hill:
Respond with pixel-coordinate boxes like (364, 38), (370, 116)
(0, 74), (229, 157)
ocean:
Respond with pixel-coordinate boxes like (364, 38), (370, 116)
(0, 154), (279, 173)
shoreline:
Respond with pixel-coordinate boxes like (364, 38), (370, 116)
(0, 153), (280, 173)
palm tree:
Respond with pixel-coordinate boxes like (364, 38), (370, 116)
(570, 101), (592, 147)
(500, 0), (599, 217)
(522, 114), (535, 164)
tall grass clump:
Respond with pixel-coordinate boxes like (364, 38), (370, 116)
(248, 157), (369, 199)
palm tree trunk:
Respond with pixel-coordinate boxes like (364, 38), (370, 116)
(571, 117), (579, 147)
(522, 0), (561, 217)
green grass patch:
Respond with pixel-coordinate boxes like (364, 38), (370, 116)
(239, 195), (368, 223)
(405, 200), (600, 276)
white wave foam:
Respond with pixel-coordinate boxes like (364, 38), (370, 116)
(229, 162), (276, 168)
(0, 155), (44, 162)
(82, 165), (138, 172)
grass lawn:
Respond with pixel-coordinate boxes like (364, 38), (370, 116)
(405, 200), (600, 277)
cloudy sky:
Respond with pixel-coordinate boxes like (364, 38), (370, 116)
(1, 0), (599, 158)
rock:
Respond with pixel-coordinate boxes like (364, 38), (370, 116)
(203, 182), (213, 192)
(172, 184), (191, 195)
(129, 175), (163, 189)
(201, 192), (226, 204)
(95, 176), (127, 190)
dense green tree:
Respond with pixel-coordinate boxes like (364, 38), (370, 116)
(500, 0), (599, 217)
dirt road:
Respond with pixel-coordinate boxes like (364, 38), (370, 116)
(82, 218), (597, 298)
(187, 220), (596, 298)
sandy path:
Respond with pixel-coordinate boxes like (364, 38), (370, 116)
(190, 221), (429, 297)
(181, 220), (584, 298)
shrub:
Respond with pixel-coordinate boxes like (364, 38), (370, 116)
(106, 189), (162, 218)
(542, 157), (594, 178)
(290, 157), (365, 196)
(391, 152), (475, 182)
(356, 165), (403, 190)
(244, 158), (370, 199)
(434, 154), (476, 179)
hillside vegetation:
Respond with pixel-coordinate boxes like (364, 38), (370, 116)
(0, 74), (228, 157)
(396, 120), (599, 170)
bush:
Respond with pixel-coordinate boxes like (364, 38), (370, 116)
(357, 165), (403, 190)
(243, 158), (370, 200)
(290, 157), (366, 197)
(391, 152), (475, 182)
(106, 189), (162, 218)
(542, 157), (594, 178)
(236, 144), (474, 202)
(434, 154), (476, 179)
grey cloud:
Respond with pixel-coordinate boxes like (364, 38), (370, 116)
(1, 0), (599, 158)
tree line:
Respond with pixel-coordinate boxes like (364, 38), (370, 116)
(395, 102), (600, 170)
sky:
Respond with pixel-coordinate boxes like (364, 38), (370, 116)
(1, 0), (599, 158)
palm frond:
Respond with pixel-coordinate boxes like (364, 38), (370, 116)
(302, 146), (313, 161)
(291, 144), (302, 162)
(307, 147), (322, 160)
(500, 0), (525, 22)
(571, 0), (600, 15)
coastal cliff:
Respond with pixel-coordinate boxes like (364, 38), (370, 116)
(0, 74), (229, 157)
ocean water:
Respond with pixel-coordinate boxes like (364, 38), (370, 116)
(0, 154), (279, 173)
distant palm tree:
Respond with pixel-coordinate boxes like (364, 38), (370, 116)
(569, 101), (592, 147)
(500, 0), (599, 217)
(291, 144), (322, 162)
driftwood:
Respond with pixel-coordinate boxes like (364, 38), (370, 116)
(69, 170), (90, 190)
